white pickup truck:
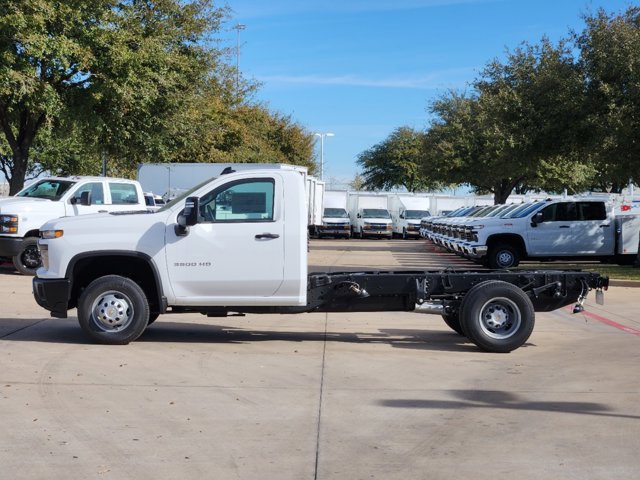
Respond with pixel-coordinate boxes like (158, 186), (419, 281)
(451, 199), (640, 269)
(0, 176), (146, 274)
(33, 165), (608, 353)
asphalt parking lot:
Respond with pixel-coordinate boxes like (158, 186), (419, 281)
(1, 239), (639, 480)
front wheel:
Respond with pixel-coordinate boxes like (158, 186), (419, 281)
(487, 243), (520, 269)
(77, 275), (150, 345)
(460, 281), (535, 353)
(12, 237), (41, 275)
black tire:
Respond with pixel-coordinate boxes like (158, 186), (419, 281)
(442, 312), (464, 336)
(487, 243), (520, 269)
(460, 281), (535, 353)
(12, 237), (42, 275)
(77, 275), (150, 345)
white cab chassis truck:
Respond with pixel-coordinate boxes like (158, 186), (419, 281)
(33, 166), (608, 353)
(0, 176), (146, 275)
(348, 193), (393, 239)
(388, 194), (431, 239)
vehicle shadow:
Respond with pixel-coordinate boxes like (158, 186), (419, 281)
(0, 263), (20, 275)
(1, 317), (491, 353)
(379, 389), (640, 420)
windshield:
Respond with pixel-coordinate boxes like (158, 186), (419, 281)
(404, 210), (430, 219)
(156, 176), (216, 213)
(16, 179), (76, 200)
(469, 206), (494, 217)
(502, 202), (544, 218)
(488, 204), (518, 217)
(362, 208), (390, 219)
(324, 208), (349, 218)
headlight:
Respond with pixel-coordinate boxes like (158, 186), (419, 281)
(40, 230), (64, 239)
(0, 214), (18, 233)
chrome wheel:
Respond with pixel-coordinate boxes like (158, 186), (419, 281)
(478, 297), (521, 340)
(90, 291), (135, 332)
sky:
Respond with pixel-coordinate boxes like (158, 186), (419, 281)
(222, 0), (635, 187)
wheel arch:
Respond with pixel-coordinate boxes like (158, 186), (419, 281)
(486, 233), (527, 257)
(66, 251), (165, 314)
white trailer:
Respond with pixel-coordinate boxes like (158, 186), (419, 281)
(348, 192), (392, 239)
(388, 194), (431, 239)
(137, 163), (291, 200)
(318, 190), (351, 238)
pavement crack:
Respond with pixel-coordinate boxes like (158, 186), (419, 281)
(314, 312), (329, 480)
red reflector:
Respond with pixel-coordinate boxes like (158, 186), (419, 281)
(621, 205), (631, 211)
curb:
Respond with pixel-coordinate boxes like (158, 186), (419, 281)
(608, 279), (640, 288)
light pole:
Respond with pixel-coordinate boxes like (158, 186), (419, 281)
(314, 132), (334, 180)
(233, 23), (246, 91)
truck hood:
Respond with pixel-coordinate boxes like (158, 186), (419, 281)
(0, 196), (57, 213)
(41, 209), (161, 233)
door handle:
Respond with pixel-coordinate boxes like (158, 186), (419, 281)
(599, 224), (610, 228)
(98, 210), (108, 213)
(559, 225), (570, 229)
(255, 233), (280, 239)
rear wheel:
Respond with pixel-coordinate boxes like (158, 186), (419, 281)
(12, 237), (41, 275)
(460, 281), (534, 353)
(77, 275), (150, 345)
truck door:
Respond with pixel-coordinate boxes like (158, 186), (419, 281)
(66, 182), (108, 215)
(165, 175), (286, 303)
(528, 201), (612, 255)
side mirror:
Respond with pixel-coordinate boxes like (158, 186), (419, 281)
(531, 211), (544, 227)
(71, 191), (92, 206)
(357, 213), (361, 218)
(175, 196), (199, 236)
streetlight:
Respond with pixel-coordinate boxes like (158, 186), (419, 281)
(233, 23), (246, 91)
(314, 132), (334, 180)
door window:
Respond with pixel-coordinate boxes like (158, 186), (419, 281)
(540, 202), (576, 222)
(71, 182), (104, 205)
(576, 202), (606, 221)
(199, 179), (275, 222)
(109, 183), (139, 205)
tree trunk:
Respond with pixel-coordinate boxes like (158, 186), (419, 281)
(8, 149), (29, 195)
(0, 110), (44, 195)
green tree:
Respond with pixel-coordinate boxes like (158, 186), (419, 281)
(0, 0), (228, 194)
(357, 126), (438, 192)
(427, 39), (593, 203)
(577, 7), (640, 192)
